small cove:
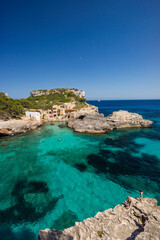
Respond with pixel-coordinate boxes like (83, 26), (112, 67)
(0, 100), (160, 240)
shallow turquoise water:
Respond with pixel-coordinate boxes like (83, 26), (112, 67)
(0, 100), (160, 240)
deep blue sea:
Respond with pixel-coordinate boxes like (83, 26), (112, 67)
(0, 100), (160, 240)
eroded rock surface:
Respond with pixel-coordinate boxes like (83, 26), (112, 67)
(68, 110), (153, 134)
(0, 118), (42, 136)
(30, 88), (85, 98)
(38, 197), (160, 240)
(68, 113), (111, 133)
(106, 110), (153, 128)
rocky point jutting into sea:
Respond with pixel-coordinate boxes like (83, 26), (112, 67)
(39, 197), (160, 240)
(68, 110), (153, 134)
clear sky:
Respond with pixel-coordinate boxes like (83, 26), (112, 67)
(0, 0), (160, 99)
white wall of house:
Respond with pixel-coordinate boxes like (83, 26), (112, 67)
(25, 111), (41, 121)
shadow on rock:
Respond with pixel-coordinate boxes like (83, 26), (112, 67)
(126, 220), (144, 240)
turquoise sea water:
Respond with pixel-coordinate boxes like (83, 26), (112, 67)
(0, 100), (160, 240)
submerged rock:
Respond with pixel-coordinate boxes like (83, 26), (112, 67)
(68, 110), (153, 134)
(58, 123), (67, 128)
(38, 197), (160, 240)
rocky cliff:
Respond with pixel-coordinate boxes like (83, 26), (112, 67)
(38, 197), (160, 240)
(68, 110), (153, 134)
(30, 88), (85, 99)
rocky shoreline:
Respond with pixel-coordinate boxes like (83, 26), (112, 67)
(0, 117), (42, 136)
(0, 109), (153, 136)
(68, 110), (153, 134)
(38, 197), (160, 240)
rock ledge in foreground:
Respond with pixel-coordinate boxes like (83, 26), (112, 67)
(38, 197), (160, 240)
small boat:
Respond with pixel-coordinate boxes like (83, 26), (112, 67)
(98, 99), (100, 102)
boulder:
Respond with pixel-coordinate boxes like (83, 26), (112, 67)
(58, 123), (67, 128)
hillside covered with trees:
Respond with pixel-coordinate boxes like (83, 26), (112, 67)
(0, 93), (24, 119)
(0, 89), (87, 120)
(22, 89), (86, 110)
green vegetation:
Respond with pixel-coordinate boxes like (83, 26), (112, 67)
(20, 89), (87, 110)
(0, 89), (87, 120)
(75, 98), (87, 110)
(33, 88), (79, 94)
(0, 93), (24, 119)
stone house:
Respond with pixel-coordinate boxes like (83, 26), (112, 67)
(38, 103), (77, 122)
(63, 102), (75, 109)
(25, 111), (41, 121)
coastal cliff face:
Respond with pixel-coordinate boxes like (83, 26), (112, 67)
(73, 104), (99, 117)
(68, 110), (153, 134)
(30, 88), (85, 99)
(38, 197), (160, 240)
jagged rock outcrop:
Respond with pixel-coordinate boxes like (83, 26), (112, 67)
(30, 88), (85, 98)
(38, 197), (160, 240)
(68, 110), (153, 134)
(74, 104), (99, 117)
(106, 110), (153, 128)
(0, 118), (42, 136)
(68, 113), (111, 133)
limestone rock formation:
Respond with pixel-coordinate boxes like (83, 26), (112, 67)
(106, 110), (153, 128)
(30, 88), (85, 98)
(68, 110), (153, 134)
(38, 197), (160, 240)
(72, 104), (99, 119)
(68, 113), (112, 133)
(0, 118), (42, 136)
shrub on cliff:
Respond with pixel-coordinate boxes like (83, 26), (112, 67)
(21, 91), (87, 110)
(0, 93), (24, 119)
(20, 99), (31, 108)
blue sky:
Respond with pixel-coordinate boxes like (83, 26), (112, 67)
(0, 0), (160, 99)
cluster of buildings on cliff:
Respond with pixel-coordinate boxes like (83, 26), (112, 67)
(25, 88), (86, 122)
(25, 102), (78, 122)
